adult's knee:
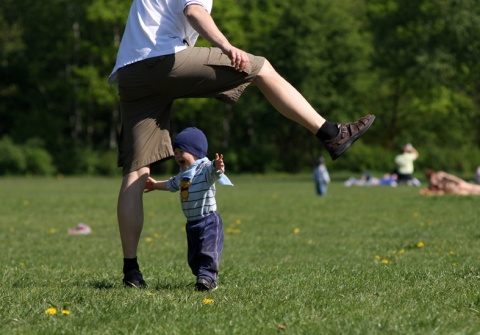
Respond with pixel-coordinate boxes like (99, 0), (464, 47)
(253, 59), (277, 85)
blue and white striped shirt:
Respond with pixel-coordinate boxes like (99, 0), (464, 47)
(167, 159), (223, 221)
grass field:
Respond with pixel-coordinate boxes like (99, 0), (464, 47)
(1, 175), (479, 334)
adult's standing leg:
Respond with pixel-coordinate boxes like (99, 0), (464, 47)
(118, 166), (150, 287)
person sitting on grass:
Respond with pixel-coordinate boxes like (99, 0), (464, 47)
(144, 127), (232, 291)
(419, 169), (480, 196)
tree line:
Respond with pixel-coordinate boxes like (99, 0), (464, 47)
(1, 0), (479, 176)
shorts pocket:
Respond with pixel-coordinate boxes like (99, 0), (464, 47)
(205, 48), (253, 74)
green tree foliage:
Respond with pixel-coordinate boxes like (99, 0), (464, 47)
(366, 0), (480, 151)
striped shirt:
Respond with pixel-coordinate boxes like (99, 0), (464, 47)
(167, 160), (222, 221)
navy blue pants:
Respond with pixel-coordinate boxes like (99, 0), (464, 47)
(315, 181), (328, 196)
(185, 212), (224, 282)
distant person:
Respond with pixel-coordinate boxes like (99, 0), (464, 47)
(394, 143), (420, 186)
(313, 156), (330, 196)
(111, 0), (375, 288)
(419, 169), (480, 195)
(344, 172), (397, 187)
(344, 170), (372, 187)
(476, 166), (480, 184)
(144, 127), (232, 291)
(378, 173), (398, 187)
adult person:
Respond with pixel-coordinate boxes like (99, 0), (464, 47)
(394, 143), (420, 186)
(419, 169), (480, 195)
(109, 0), (376, 287)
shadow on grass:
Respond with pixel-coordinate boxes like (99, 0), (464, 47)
(151, 279), (193, 291)
(87, 278), (193, 291)
(89, 279), (116, 289)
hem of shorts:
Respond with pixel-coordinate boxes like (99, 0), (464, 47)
(220, 56), (266, 105)
(120, 153), (174, 176)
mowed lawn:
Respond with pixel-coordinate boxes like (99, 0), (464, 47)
(1, 175), (479, 334)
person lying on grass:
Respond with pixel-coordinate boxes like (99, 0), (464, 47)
(419, 169), (480, 196)
(143, 127), (232, 291)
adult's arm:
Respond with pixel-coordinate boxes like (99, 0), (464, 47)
(184, 4), (249, 71)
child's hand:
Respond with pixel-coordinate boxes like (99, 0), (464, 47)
(214, 153), (225, 173)
(144, 176), (157, 193)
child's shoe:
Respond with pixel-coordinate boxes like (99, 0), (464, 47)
(195, 276), (218, 291)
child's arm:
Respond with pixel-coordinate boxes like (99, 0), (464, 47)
(214, 153), (225, 173)
(144, 176), (169, 193)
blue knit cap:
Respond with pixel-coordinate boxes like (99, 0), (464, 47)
(173, 127), (208, 159)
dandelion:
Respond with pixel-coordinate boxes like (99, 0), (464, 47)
(417, 241), (424, 248)
(381, 258), (389, 264)
(398, 249), (405, 254)
(45, 307), (57, 315)
(145, 237), (153, 243)
(226, 228), (241, 234)
(374, 255), (381, 260)
(147, 292), (155, 296)
(452, 263), (457, 267)
(61, 310), (70, 315)
(49, 228), (57, 234)
(293, 228), (300, 234)
(203, 298), (214, 305)
(235, 219), (241, 225)
(449, 251), (456, 255)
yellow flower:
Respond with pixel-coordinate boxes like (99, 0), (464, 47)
(293, 228), (300, 234)
(235, 219), (241, 225)
(49, 228), (57, 234)
(449, 250), (455, 255)
(45, 307), (57, 315)
(417, 242), (424, 248)
(381, 258), (389, 264)
(61, 310), (70, 315)
(145, 237), (153, 243)
(374, 255), (381, 259)
(203, 298), (214, 305)
(226, 228), (241, 234)
(147, 292), (155, 296)
(398, 249), (405, 254)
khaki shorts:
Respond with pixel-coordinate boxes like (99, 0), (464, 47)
(117, 47), (265, 175)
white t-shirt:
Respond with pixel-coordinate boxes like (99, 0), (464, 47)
(108, 0), (213, 85)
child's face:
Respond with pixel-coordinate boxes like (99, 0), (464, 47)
(174, 148), (197, 170)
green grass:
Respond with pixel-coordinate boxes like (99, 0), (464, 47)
(1, 175), (480, 334)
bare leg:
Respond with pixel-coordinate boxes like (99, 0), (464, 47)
(252, 60), (326, 134)
(117, 167), (150, 258)
(460, 182), (480, 195)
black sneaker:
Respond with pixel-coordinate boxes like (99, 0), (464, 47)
(123, 269), (147, 288)
(323, 114), (376, 160)
(195, 276), (218, 291)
